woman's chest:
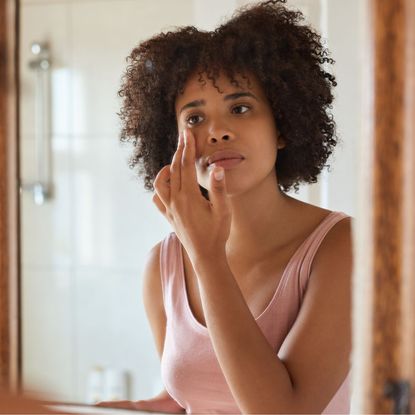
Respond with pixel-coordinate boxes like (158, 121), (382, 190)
(178, 208), (333, 328)
(181, 246), (295, 328)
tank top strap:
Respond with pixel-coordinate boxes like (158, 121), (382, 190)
(298, 210), (351, 296)
(256, 210), (351, 342)
(159, 232), (184, 315)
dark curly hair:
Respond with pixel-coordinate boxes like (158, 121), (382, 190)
(117, 0), (338, 197)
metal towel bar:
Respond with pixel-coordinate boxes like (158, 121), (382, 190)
(21, 41), (53, 205)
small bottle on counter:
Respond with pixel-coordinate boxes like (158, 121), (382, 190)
(103, 369), (128, 401)
(86, 366), (105, 404)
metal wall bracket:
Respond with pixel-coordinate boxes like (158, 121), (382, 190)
(384, 379), (411, 414)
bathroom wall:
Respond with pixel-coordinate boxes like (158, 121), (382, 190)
(19, 0), (362, 403)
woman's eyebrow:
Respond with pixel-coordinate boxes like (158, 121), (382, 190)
(178, 91), (259, 115)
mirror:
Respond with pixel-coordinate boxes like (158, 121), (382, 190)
(19, 0), (365, 407)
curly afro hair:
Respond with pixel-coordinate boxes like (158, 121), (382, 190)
(117, 0), (338, 197)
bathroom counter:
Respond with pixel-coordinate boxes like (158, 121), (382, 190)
(47, 402), (164, 414)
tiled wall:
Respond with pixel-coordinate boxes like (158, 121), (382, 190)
(20, 0), (195, 402)
(19, 0), (361, 404)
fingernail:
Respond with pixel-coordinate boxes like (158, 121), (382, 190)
(214, 168), (224, 181)
(177, 132), (182, 148)
(183, 129), (188, 145)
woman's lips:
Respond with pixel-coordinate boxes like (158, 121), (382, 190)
(208, 158), (244, 169)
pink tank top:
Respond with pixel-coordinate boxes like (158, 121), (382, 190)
(159, 210), (352, 414)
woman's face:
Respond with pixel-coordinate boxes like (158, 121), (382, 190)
(174, 70), (285, 196)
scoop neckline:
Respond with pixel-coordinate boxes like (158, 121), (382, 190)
(177, 210), (340, 332)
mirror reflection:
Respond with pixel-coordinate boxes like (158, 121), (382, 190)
(19, 0), (363, 411)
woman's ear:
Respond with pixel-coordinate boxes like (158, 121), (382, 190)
(277, 136), (286, 149)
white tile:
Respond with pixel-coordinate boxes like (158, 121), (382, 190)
(71, 0), (193, 136)
(20, 133), (172, 270)
(73, 270), (160, 402)
(193, 0), (238, 31)
(22, 267), (75, 401)
(20, 1), (71, 138)
(20, 136), (73, 268)
(70, 136), (171, 270)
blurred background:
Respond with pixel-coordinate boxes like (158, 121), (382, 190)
(19, 0), (365, 404)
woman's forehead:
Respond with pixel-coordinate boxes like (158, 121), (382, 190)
(175, 70), (264, 106)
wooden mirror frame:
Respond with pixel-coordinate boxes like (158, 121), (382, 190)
(364, 0), (415, 412)
(0, 0), (20, 394)
(0, 0), (414, 411)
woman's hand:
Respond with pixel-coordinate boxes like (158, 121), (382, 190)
(152, 128), (232, 265)
(96, 396), (185, 413)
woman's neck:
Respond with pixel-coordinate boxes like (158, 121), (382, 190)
(225, 178), (303, 262)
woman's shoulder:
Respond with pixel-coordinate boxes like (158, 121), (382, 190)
(288, 201), (353, 264)
(290, 198), (352, 229)
(307, 205), (353, 276)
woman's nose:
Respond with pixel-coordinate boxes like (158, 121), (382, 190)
(208, 133), (232, 143)
(207, 123), (234, 143)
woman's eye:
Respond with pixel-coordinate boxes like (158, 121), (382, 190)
(185, 105), (250, 125)
(232, 104), (250, 114)
(185, 114), (203, 125)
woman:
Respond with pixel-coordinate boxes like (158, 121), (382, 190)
(99, 0), (353, 413)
